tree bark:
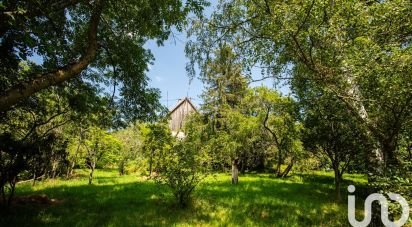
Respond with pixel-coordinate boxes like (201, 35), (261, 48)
(381, 136), (398, 170)
(32, 170), (36, 187)
(88, 162), (95, 185)
(66, 136), (81, 178)
(231, 159), (239, 184)
(345, 75), (384, 226)
(119, 159), (125, 176)
(333, 165), (341, 201)
(280, 157), (294, 178)
(275, 150), (282, 177)
(263, 106), (287, 177)
(67, 131), (82, 178)
(0, 0), (104, 112)
(51, 156), (58, 179)
(1, 184), (5, 206)
(7, 176), (17, 206)
(67, 161), (76, 178)
(149, 149), (154, 176)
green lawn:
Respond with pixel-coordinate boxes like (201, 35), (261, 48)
(1, 169), (367, 226)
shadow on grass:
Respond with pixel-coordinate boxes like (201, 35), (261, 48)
(194, 176), (347, 226)
(0, 173), (363, 226)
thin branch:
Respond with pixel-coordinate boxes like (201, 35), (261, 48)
(263, 106), (281, 148)
(21, 109), (69, 141)
(40, 118), (71, 139)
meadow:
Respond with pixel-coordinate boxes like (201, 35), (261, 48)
(1, 169), (367, 227)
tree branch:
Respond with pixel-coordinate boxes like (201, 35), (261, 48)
(263, 106), (281, 148)
(21, 108), (69, 141)
(0, 0), (104, 112)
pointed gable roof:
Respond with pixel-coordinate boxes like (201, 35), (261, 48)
(169, 97), (197, 114)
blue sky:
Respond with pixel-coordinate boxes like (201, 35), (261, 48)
(144, 26), (292, 109)
(144, 37), (204, 109)
(145, 1), (290, 110)
(145, 35), (290, 110)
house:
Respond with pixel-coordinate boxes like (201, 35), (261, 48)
(168, 97), (197, 138)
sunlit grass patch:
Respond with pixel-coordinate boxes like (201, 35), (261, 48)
(1, 169), (366, 226)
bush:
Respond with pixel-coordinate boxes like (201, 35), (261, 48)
(154, 141), (209, 207)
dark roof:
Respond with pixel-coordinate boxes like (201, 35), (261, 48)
(169, 97), (197, 114)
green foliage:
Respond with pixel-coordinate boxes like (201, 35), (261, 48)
(65, 126), (122, 185)
(0, 130), (69, 205)
(113, 122), (145, 175)
(1, 0), (209, 120)
(154, 140), (209, 207)
(137, 118), (210, 207)
(193, 45), (270, 172)
(186, 1), (412, 218)
(201, 44), (248, 111)
(244, 86), (304, 177)
(82, 127), (122, 167)
(298, 84), (368, 199)
(141, 121), (174, 176)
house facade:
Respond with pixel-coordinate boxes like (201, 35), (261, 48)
(168, 97), (197, 138)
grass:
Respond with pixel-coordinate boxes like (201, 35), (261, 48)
(0, 169), (367, 226)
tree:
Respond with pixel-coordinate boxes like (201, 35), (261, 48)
(300, 90), (367, 200)
(0, 72), (114, 182)
(82, 127), (121, 184)
(0, 130), (69, 206)
(187, 1), (412, 224)
(0, 83), (104, 203)
(141, 121), (174, 176)
(66, 126), (86, 178)
(113, 122), (145, 175)
(153, 114), (210, 207)
(201, 44), (248, 112)
(197, 45), (255, 176)
(153, 140), (208, 207)
(0, 0), (208, 122)
(244, 87), (303, 178)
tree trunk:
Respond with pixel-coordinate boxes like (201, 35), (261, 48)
(263, 106), (284, 177)
(275, 150), (282, 177)
(67, 147), (80, 178)
(67, 161), (76, 178)
(333, 165), (341, 201)
(32, 171), (36, 187)
(381, 137), (398, 170)
(368, 147), (385, 227)
(1, 184), (5, 206)
(0, 0), (104, 112)
(119, 159), (125, 176)
(280, 157), (294, 178)
(7, 176), (17, 206)
(51, 160), (58, 179)
(88, 162), (95, 185)
(149, 149), (154, 176)
(345, 75), (384, 226)
(232, 160), (239, 184)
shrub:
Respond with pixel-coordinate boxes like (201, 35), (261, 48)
(154, 141), (209, 207)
